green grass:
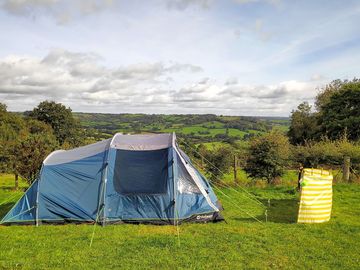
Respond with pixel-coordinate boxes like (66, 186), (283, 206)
(272, 125), (289, 133)
(200, 121), (224, 128)
(200, 141), (228, 149)
(77, 113), (282, 142)
(0, 174), (359, 269)
(0, 174), (27, 219)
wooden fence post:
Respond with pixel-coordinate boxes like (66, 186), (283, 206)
(233, 155), (238, 184)
(343, 156), (350, 182)
(14, 173), (18, 190)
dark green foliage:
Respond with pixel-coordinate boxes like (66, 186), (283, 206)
(289, 78), (360, 143)
(245, 131), (290, 183)
(288, 102), (318, 145)
(0, 106), (26, 174)
(315, 78), (360, 111)
(0, 105), (26, 142)
(0, 102), (7, 113)
(291, 138), (360, 168)
(177, 139), (197, 161)
(319, 82), (360, 140)
(13, 133), (58, 183)
(26, 118), (54, 135)
(29, 100), (82, 145)
(0, 103), (58, 184)
(203, 146), (233, 182)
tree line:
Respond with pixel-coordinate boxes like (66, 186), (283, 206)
(0, 101), (91, 188)
(182, 78), (360, 184)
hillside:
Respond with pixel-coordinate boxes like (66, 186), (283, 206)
(74, 113), (289, 144)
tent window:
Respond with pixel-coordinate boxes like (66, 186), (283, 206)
(114, 149), (168, 195)
(177, 157), (201, 194)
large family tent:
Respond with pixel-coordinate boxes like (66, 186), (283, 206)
(1, 133), (223, 225)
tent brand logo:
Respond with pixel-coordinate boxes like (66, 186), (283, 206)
(196, 214), (213, 220)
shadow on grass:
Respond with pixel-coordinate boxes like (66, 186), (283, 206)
(264, 199), (299, 223)
(233, 199), (299, 224)
(0, 202), (15, 220)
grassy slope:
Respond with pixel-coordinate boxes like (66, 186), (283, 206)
(0, 174), (359, 269)
(75, 113), (289, 141)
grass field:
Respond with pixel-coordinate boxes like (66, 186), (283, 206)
(1, 174), (359, 269)
(74, 113), (289, 142)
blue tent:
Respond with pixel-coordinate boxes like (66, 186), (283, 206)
(1, 133), (223, 225)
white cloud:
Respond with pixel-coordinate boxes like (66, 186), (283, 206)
(0, 0), (282, 24)
(0, 49), (323, 116)
(310, 74), (326, 81)
(166, 0), (212, 10)
(233, 0), (281, 7)
(219, 80), (319, 114)
(1, 0), (114, 24)
(225, 77), (238, 85)
(2, 0), (358, 116)
(166, 0), (283, 10)
(0, 49), (205, 111)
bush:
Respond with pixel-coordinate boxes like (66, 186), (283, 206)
(13, 133), (58, 183)
(291, 138), (360, 168)
(203, 145), (233, 182)
(244, 131), (290, 184)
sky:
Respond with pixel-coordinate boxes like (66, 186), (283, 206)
(0, 0), (359, 116)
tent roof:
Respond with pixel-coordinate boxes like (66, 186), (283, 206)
(43, 133), (175, 166)
(111, 133), (174, 150)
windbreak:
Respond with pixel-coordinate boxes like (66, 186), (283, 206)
(298, 169), (333, 223)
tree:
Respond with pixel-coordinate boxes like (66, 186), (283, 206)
(195, 143), (208, 167)
(203, 146), (233, 182)
(0, 104), (27, 189)
(0, 103), (58, 187)
(245, 131), (290, 184)
(13, 119), (58, 183)
(288, 78), (360, 145)
(0, 102), (7, 113)
(28, 100), (82, 145)
(13, 132), (58, 184)
(288, 102), (318, 145)
(319, 82), (360, 141)
(0, 106), (26, 142)
(315, 78), (360, 111)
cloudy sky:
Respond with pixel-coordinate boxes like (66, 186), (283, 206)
(1, 0), (359, 116)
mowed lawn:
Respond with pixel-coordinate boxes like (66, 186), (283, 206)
(0, 174), (359, 269)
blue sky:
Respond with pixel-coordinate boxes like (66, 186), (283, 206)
(0, 0), (359, 116)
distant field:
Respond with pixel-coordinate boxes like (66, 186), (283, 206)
(74, 113), (290, 145)
(1, 174), (359, 269)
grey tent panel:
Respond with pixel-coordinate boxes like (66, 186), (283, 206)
(111, 133), (173, 150)
(44, 133), (173, 166)
(44, 139), (111, 165)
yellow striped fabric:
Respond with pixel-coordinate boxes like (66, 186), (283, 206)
(297, 169), (333, 224)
